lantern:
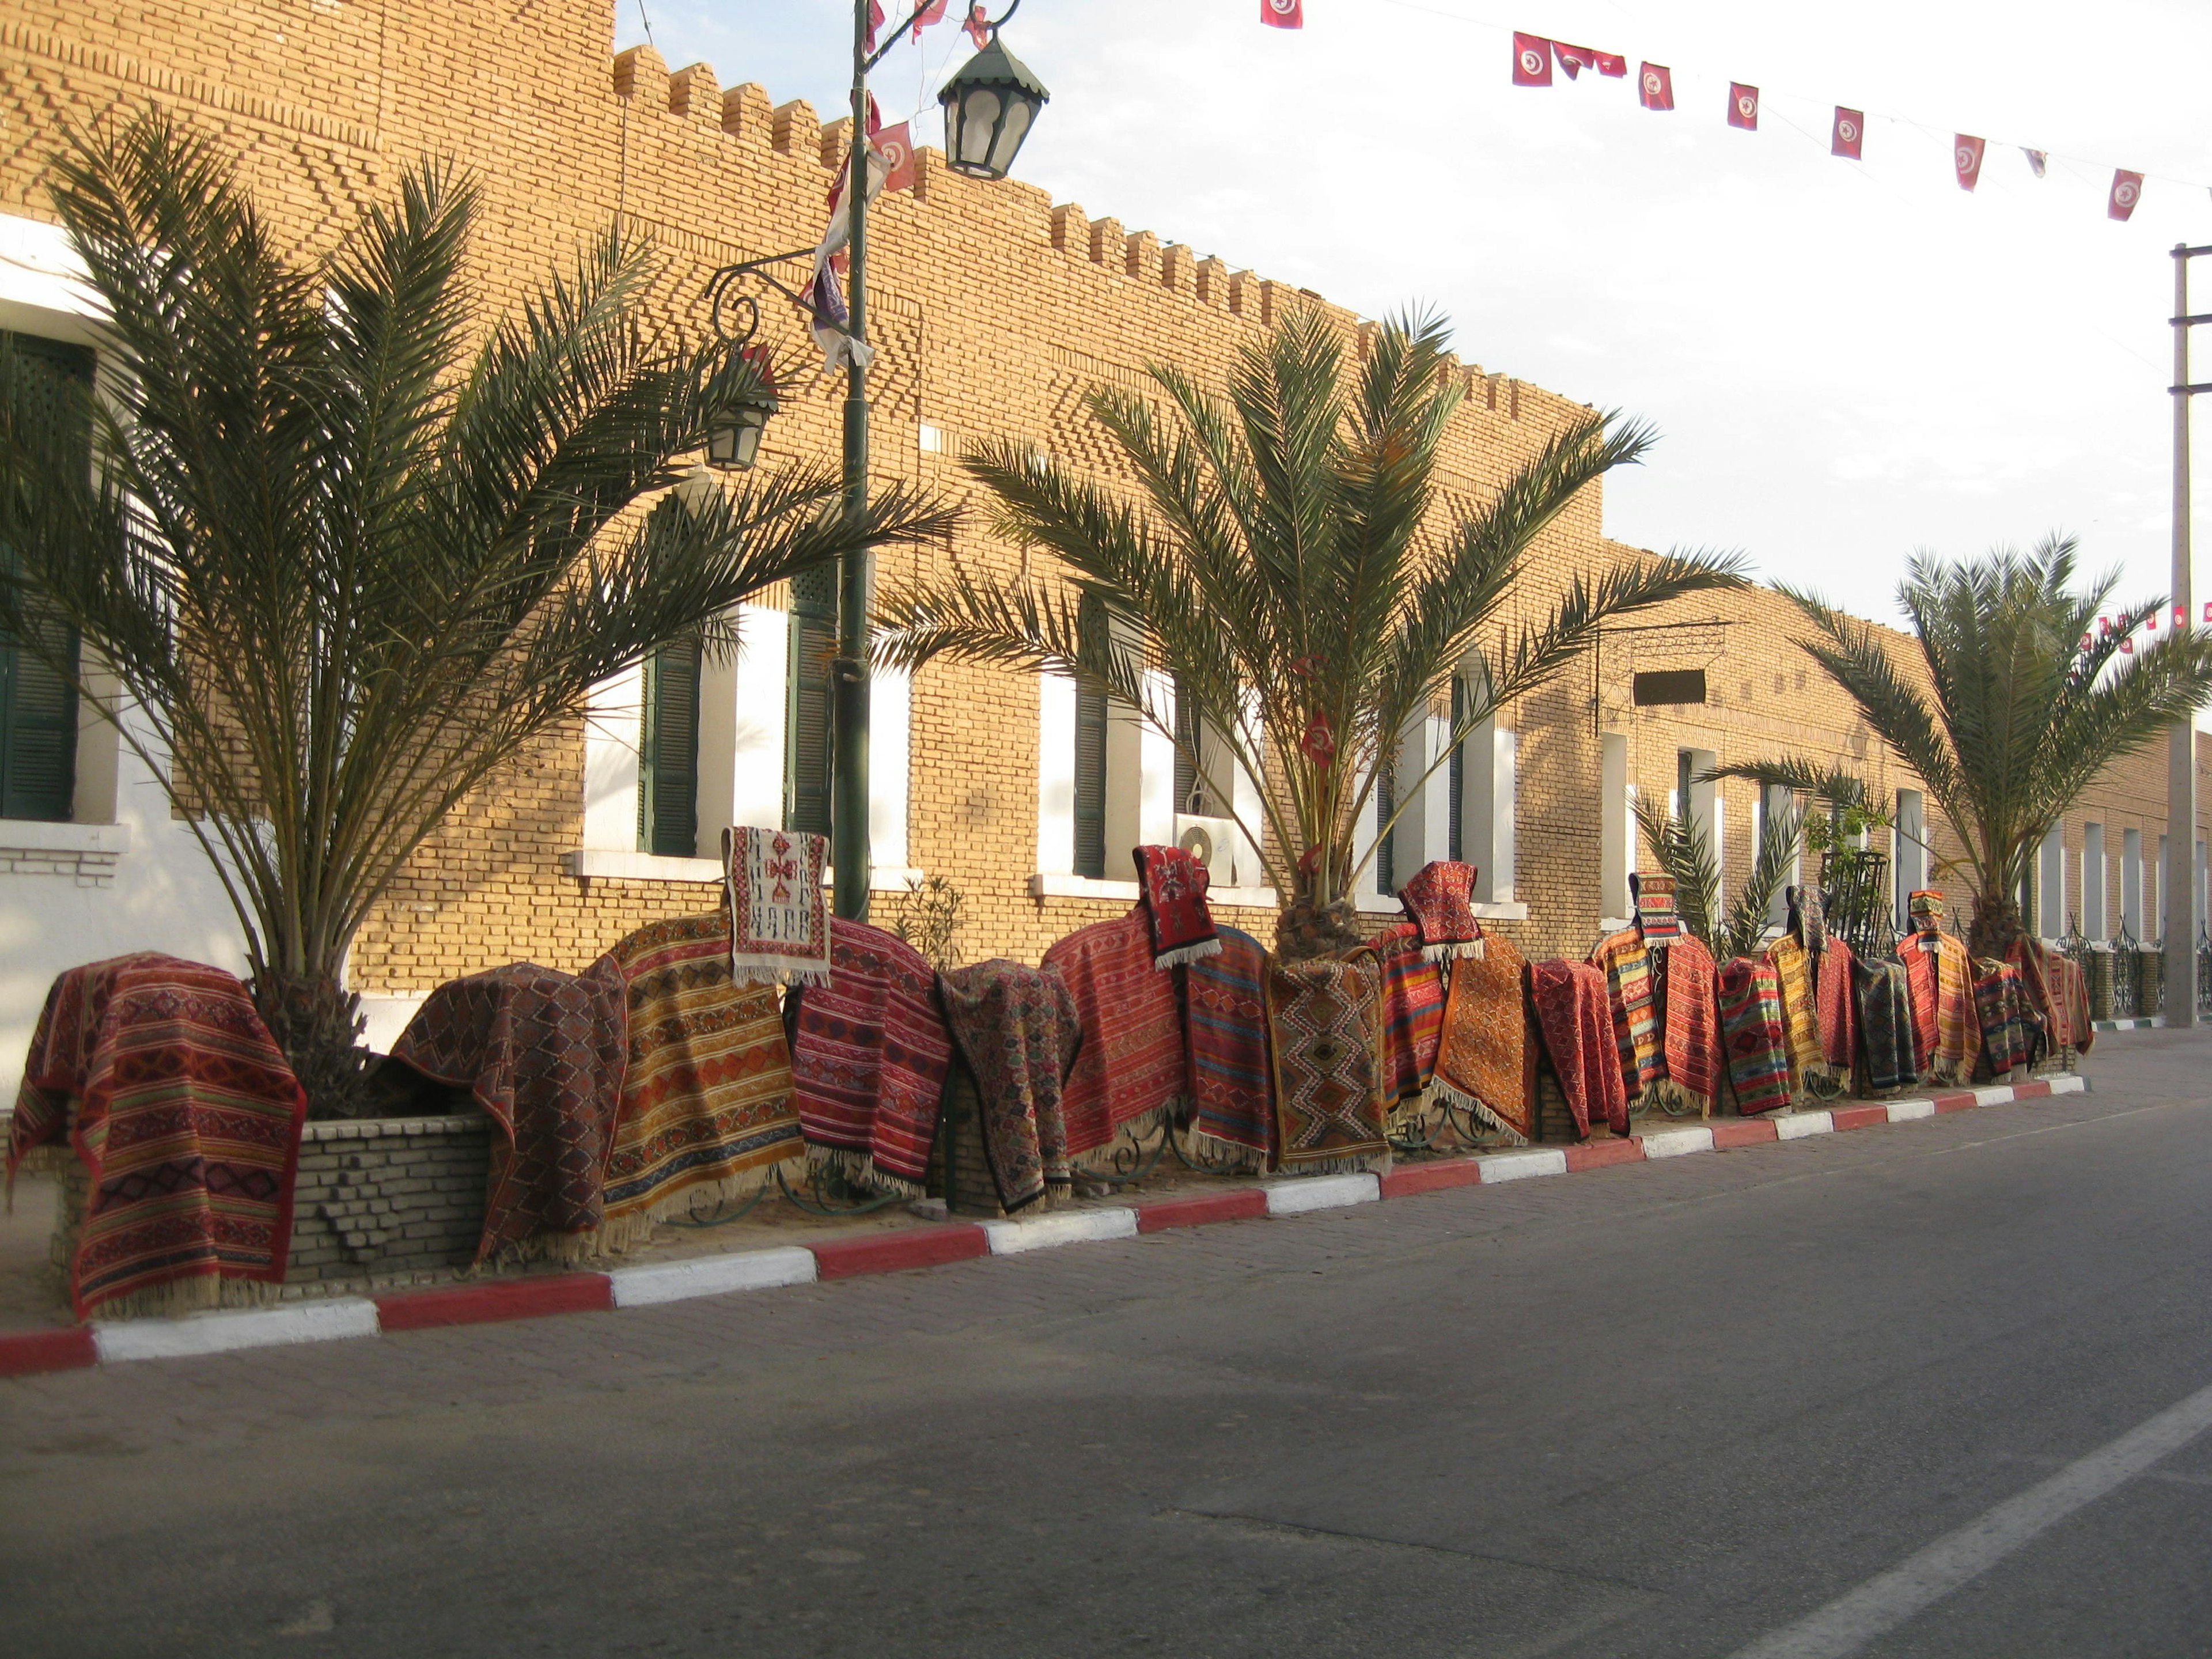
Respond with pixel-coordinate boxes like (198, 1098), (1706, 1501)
(707, 346), (779, 471)
(938, 33), (1050, 181)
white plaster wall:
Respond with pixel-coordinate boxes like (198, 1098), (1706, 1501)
(1035, 671), (1077, 876)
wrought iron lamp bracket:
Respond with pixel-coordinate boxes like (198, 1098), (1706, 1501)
(703, 248), (848, 352)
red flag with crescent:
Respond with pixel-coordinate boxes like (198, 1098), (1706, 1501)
(1639, 63), (1673, 110)
(1594, 52), (1627, 77)
(1261, 0), (1304, 28)
(1832, 107), (1863, 160)
(1554, 42), (1597, 78)
(876, 122), (916, 194)
(1728, 83), (1759, 130)
(965, 4), (991, 48)
(1955, 135), (1985, 191)
(1512, 33), (1552, 86)
(2110, 170), (2145, 221)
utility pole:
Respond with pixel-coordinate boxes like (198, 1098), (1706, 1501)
(831, 0), (877, 925)
(2165, 243), (2212, 1025)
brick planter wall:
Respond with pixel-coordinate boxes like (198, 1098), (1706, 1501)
(286, 1116), (491, 1290)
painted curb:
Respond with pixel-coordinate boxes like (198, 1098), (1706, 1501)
(93, 1297), (379, 1363)
(1476, 1149), (1569, 1182)
(1642, 1127), (1714, 1159)
(1713, 1120), (1781, 1149)
(1263, 1172), (1380, 1216)
(1887, 1099), (1937, 1123)
(1379, 1160), (1487, 1198)
(1565, 1138), (1643, 1173)
(609, 1247), (817, 1308)
(1775, 1111), (1834, 1139)
(1135, 1190), (1269, 1231)
(0, 1326), (96, 1378)
(810, 1225), (988, 1281)
(376, 1274), (612, 1332)
(980, 1207), (1138, 1255)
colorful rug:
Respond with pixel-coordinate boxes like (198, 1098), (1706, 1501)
(593, 911), (803, 1245)
(785, 918), (953, 1197)
(390, 961), (626, 1263)
(1632, 871), (1682, 946)
(1907, 889), (1947, 934)
(1787, 884), (1827, 953)
(7, 954), (306, 1319)
(1974, 959), (2042, 1078)
(1659, 935), (1724, 1117)
(1590, 926), (1661, 1105)
(1717, 956), (1792, 1116)
(1372, 922), (1446, 1116)
(939, 960), (1082, 1211)
(1855, 955), (1917, 1093)
(1529, 958), (1629, 1138)
(1181, 925), (1274, 1169)
(722, 825), (831, 988)
(1265, 952), (1389, 1175)
(1046, 907), (1188, 1164)
(2008, 937), (2086, 1060)
(1399, 859), (1484, 960)
(1767, 935), (1837, 1094)
(1134, 843), (1221, 968)
(1431, 931), (1533, 1143)
(1592, 927), (1719, 1116)
(1817, 938), (1859, 1072)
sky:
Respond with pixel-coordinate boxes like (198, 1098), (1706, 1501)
(611, 0), (2212, 631)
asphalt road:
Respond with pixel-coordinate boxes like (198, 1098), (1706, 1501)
(5, 1033), (2211, 1658)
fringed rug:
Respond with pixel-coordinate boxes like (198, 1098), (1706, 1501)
(1767, 935), (1840, 1098)
(1717, 956), (1791, 1116)
(8, 954), (306, 1319)
(1045, 908), (1187, 1165)
(722, 826), (831, 988)
(1373, 923), (1446, 1119)
(1265, 953), (1388, 1175)
(1589, 927), (1661, 1108)
(939, 960), (1082, 1213)
(1658, 937), (1724, 1118)
(1592, 928), (1720, 1118)
(1855, 956), (1916, 1093)
(1915, 933), (1980, 1085)
(1431, 931), (1532, 1143)
(1181, 926), (1273, 1169)
(1817, 938), (1859, 1073)
(786, 918), (953, 1198)
(1528, 959), (1628, 1139)
(2009, 937), (2085, 1060)
(1134, 844), (1222, 968)
(1398, 860), (1484, 960)
(390, 961), (626, 1263)
(1973, 959), (2042, 1078)
(593, 912), (802, 1246)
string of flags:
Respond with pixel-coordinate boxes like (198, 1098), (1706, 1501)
(2088, 605), (2212, 656)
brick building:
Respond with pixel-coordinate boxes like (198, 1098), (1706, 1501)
(1, 0), (2205, 1095)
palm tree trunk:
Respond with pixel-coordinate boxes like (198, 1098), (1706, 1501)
(249, 969), (370, 1119)
(1967, 892), (2023, 961)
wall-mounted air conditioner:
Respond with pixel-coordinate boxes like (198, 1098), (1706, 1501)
(1175, 813), (1245, 887)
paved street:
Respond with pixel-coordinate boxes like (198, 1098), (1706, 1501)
(5, 1035), (2211, 1657)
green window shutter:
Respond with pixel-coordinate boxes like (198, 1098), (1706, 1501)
(1447, 677), (1466, 865)
(786, 567), (836, 838)
(1172, 678), (1198, 816)
(637, 634), (701, 858)
(1073, 594), (1108, 879)
(1375, 750), (1396, 895)
(0, 331), (93, 823)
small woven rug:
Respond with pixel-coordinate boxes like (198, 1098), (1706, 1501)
(1817, 938), (1859, 1073)
(1658, 937), (1724, 1117)
(390, 961), (626, 1263)
(1399, 860), (1484, 960)
(1431, 931), (1533, 1143)
(1528, 958), (1628, 1139)
(1046, 907), (1188, 1164)
(2008, 937), (2082, 1059)
(938, 960), (1082, 1212)
(1181, 926), (1274, 1169)
(1134, 844), (1221, 968)
(1372, 922), (1446, 1118)
(1265, 953), (1388, 1175)
(1973, 959), (2043, 1077)
(722, 826), (831, 988)
(1854, 955), (1916, 1093)
(1766, 935), (1837, 1094)
(592, 912), (802, 1247)
(1632, 872), (1682, 947)
(1589, 926), (1661, 1105)
(7, 953), (306, 1319)
(1717, 956), (1792, 1116)
(786, 918), (953, 1198)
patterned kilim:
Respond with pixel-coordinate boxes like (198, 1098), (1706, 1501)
(1372, 922), (1446, 1116)
(1817, 938), (1859, 1072)
(1632, 872), (1682, 946)
(1787, 884), (1828, 953)
(1932, 934), (1979, 1084)
(786, 918), (953, 1197)
(593, 912), (802, 1244)
(1660, 937), (1724, 1118)
(1399, 860), (1483, 960)
(1528, 958), (1629, 1138)
(1766, 935), (1832, 1091)
(7, 955), (306, 1319)
(1265, 953), (1389, 1175)
(2008, 937), (2082, 1059)
(1717, 956), (1792, 1116)
(1134, 844), (1222, 968)
(722, 825), (831, 988)
(1046, 908), (1187, 1164)
(1907, 889), (1947, 933)
(1431, 931), (1533, 1143)
(938, 960), (1083, 1212)
(390, 961), (626, 1262)
(1589, 927), (1661, 1105)
(1181, 925), (1274, 1169)
(1973, 959), (2042, 1077)
(1902, 939), (1938, 1078)
(1854, 956), (1917, 1093)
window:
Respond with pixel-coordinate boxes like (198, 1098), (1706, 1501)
(1373, 747), (1396, 894)
(786, 566), (836, 838)
(2038, 824), (2066, 938)
(1072, 594), (1108, 878)
(637, 634), (700, 857)
(1895, 789), (1928, 929)
(1171, 676), (1222, 817)
(2082, 821), (2106, 939)
(1, 332), (93, 821)
(2123, 827), (2143, 937)
(1447, 677), (1467, 862)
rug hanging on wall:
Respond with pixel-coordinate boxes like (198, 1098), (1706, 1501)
(8, 953), (307, 1319)
(722, 826), (831, 988)
(1133, 843), (1222, 968)
(1180, 926), (1274, 1169)
(1854, 955), (1917, 1093)
(1430, 931), (1534, 1143)
(938, 960), (1083, 1212)
(1528, 958), (1629, 1138)
(1265, 952), (1389, 1175)
(389, 961), (626, 1263)
(1372, 922), (1446, 1119)
(785, 918), (953, 1198)
(1717, 956), (1793, 1116)
(592, 911), (804, 1248)
(1045, 907), (1188, 1164)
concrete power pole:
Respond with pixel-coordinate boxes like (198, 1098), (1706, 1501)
(2167, 244), (2209, 1027)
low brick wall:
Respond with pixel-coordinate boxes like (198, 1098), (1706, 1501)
(286, 1115), (491, 1291)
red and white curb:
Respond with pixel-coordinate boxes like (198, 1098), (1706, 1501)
(0, 1074), (2088, 1380)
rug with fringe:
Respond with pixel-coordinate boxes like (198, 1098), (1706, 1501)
(1854, 955), (1916, 1093)
(1973, 959), (2043, 1078)
(1906, 931), (1979, 1085)
(1817, 938), (1859, 1073)
(1591, 929), (1721, 1117)
(390, 961), (626, 1263)
(1181, 925), (1273, 1168)
(1266, 953), (1388, 1175)
(1431, 931), (1532, 1143)
(1766, 935), (1836, 1096)
(2008, 937), (2086, 1059)
(1528, 958), (1628, 1139)
(593, 912), (802, 1243)
(786, 918), (952, 1198)
(1717, 956), (1792, 1116)
(1045, 907), (1187, 1164)
(7, 953), (306, 1319)
(1134, 844), (1222, 968)
(940, 960), (1082, 1212)
(722, 825), (831, 988)
(1372, 922), (1446, 1118)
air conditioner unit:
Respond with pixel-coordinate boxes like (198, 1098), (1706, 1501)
(1175, 813), (1244, 887)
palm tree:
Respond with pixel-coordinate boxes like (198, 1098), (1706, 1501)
(1738, 537), (2212, 958)
(0, 113), (950, 1111)
(1631, 790), (1801, 959)
(873, 307), (1745, 958)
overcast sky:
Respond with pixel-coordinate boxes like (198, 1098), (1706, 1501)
(614, 0), (2212, 630)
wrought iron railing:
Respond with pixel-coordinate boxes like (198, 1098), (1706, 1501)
(1822, 847), (1896, 961)
(2198, 923), (2212, 1017)
(2109, 923), (2140, 1020)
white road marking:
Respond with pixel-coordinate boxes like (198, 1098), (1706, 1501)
(1730, 1378), (2212, 1658)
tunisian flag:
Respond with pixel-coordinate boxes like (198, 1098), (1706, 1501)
(1955, 135), (1986, 191)
(1832, 107), (1863, 160)
(2110, 170), (2145, 221)
(1261, 0), (1304, 28)
(1728, 83), (1759, 130)
(876, 122), (917, 195)
(1513, 33), (1552, 85)
(1639, 63), (1673, 110)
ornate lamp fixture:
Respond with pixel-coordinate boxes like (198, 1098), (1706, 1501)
(938, 17), (1050, 181)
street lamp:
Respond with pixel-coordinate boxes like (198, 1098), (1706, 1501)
(706, 346), (779, 472)
(939, 30), (1051, 181)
